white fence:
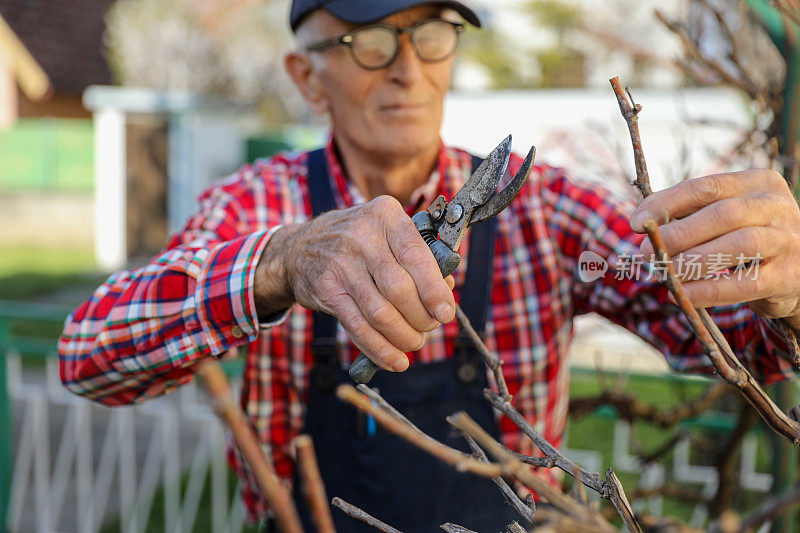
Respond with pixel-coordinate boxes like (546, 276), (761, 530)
(5, 352), (777, 532)
(6, 352), (249, 533)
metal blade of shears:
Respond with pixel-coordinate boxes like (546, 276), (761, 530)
(438, 135), (513, 250)
(470, 146), (535, 225)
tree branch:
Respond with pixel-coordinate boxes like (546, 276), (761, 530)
(332, 498), (402, 533)
(643, 219), (800, 444)
(198, 360), (303, 533)
(336, 385), (504, 477)
(293, 435), (336, 533)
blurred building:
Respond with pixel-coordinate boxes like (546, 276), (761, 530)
(0, 0), (114, 127)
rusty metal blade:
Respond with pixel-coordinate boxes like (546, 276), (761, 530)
(463, 134), (513, 206)
(470, 145), (535, 225)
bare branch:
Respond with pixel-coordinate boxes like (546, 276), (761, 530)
(605, 468), (642, 533)
(448, 412), (616, 530)
(332, 498), (401, 533)
(642, 220), (800, 444)
(293, 435), (336, 533)
(609, 76), (651, 198)
(336, 385), (504, 477)
(735, 482), (800, 532)
(506, 521), (528, 533)
(440, 523), (478, 533)
(198, 360), (303, 533)
(484, 389), (605, 494)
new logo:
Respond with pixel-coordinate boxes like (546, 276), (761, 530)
(578, 251), (608, 282)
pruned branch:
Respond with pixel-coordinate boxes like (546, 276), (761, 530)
(336, 385), (504, 477)
(610, 77), (800, 446)
(332, 498), (401, 533)
(293, 435), (336, 533)
(441, 523), (478, 533)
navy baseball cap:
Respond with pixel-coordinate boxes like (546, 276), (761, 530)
(289, 0), (482, 32)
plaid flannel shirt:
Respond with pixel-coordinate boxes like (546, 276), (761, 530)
(59, 138), (796, 522)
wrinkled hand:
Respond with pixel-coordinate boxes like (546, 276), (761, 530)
(255, 195), (456, 372)
(629, 169), (800, 323)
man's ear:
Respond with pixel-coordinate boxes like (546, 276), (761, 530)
(285, 51), (329, 115)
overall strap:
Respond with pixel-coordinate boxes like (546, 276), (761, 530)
(307, 149), (339, 378)
(460, 155), (495, 336)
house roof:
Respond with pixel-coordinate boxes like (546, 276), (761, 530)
(0, 0), (114, 97)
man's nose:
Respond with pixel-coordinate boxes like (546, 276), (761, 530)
(386, 34), (424, 86)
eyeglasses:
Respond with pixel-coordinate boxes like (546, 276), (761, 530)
(306, 18), (464, 70)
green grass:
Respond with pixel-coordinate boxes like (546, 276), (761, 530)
(0, 118), (94, 192)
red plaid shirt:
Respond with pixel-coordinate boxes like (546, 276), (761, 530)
(59, 139), (795, 522)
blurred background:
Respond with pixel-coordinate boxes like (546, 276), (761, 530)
(1, 0), (799, 531)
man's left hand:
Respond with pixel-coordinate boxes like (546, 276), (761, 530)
(629, 169), (800, 323)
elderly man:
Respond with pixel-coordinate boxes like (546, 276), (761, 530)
(60, 0), (800, 530)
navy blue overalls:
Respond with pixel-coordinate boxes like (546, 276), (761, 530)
(283, 149), (519, 532)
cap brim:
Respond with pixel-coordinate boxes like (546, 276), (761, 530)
(306, 0), (481, 30)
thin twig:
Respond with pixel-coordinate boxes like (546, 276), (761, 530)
(331, 498), (402, 533)
(483, 390), (641, 531)
(455, 304), (512, 401)
(293, 435), (336, 533)
(605, 468), (642, 533)
(506, 521), (528, 533)
(440, 523), (478, 533)
(336, 385), (504, 477)
(484, 389), (605, 494)
(356, 384), (416, 428)
(197, 361), (303, 533)
(609, 76), (651, 198)
(448, 412), (617, 531)
(654, 10), (763, 102)
(572, 465), (589, 506)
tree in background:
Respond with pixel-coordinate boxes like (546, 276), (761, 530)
(104, 0), (307, 122)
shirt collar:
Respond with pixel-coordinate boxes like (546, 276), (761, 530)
(322, 133), (467, 216)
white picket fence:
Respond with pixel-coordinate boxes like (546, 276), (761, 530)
(6, 351), (250, 533)
(6, 350), (778, 532)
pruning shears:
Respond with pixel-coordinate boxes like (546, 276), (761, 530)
(349, 135), (536, 384)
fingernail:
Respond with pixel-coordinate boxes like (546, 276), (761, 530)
(392, 356), (409, 372)
(630, 209), (652, 232)
(435, 303), (453, 323)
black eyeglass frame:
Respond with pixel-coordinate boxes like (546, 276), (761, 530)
(306, 18), (465, 70)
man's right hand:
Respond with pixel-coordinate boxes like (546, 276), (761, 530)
(254, 195), (456, 372)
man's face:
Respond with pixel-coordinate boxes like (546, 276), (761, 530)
(302, 5), (455, 159)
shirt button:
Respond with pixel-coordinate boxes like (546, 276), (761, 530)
(230, 325), (244, 339)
